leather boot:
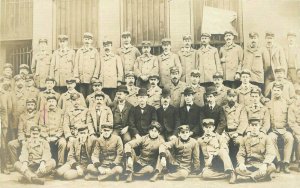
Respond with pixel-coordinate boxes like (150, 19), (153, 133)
(150, 172), (159, 182)
(283, 163), (290, 174)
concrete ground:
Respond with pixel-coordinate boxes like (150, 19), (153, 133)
(1, 170), (300, 188)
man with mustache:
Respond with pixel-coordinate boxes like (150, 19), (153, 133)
(74, 32), (100, 98)
(158, 38), (182, 88)
(117, 31), (141, 76)
(123, 71), (140, 107)
(134, 41), (158, 88)
(178, 34), (197, 83)
(99, 39), (123, 101)
(8, 98), (39, 167)
(37, 95), (66, 167)
(284, 32), (300, 83)
(164, 66), (187, 108)
(37, 77), (60, 110)
(110, 85), (133, 143)
(86, 79), (112, 109)
(58, 78), (86, 112)
(50, 35), (75, 94)
(31, 38), (52, 89)
(19, 64), (30, 80)
(196, 33), (222, 88)
(262, 32), (287, 88)
(211, 72), (230, 106)
(86, 93), (113, 141)
(219, 31), (243, 88)
(2, 63), (14, 91)
(242, 32), (265, 90)
(157, 88), (180, 141)
(147, 74), (162, 109)
(222, 89), (248, 166)
(24, 74), (39, 101)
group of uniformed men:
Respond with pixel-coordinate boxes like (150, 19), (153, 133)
(0, 30), (300, 185)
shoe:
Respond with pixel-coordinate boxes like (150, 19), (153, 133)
(126, 173), (133, 183)
(115, 174), (120, 181)
(84, 173), (97, 181)
(276, 162), (282, 173)
(229, 171), (237, 184)
(3, 168), (10, 175)
(150, 172), (159, 182)
(31, 177), (45, 185)
(249, 175), (257, 183)
(283, 163), (290, 174)
(18, 176), (29, 184)
(98, 174), (111, 181)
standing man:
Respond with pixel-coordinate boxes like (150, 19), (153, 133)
(267, 83), (294, 173)
(200, 86), (227, 136)
(86, 93), (113, 139)
(31, 38), (52, 89)
(262, 32), (287, 87)
(24, 74), (39, 100)
(235, 117), (276, 183)
(219, 31), (243, 88)
(19, 64), (30, 80)
(86, 79), (112, 109)
(243, 32), (265, 90)
(37, 77), (60, 110)
(284, 32), (300, 83)
(124, 71), (140, 107)
(14, 126), (56, 185)
(1, 63), (14, 91)
(99, 39), (123, 100)
(147, 74), (162, 109)
(58, 78), (86, 112)
(110, 85), (133, 143)
(212, 72), (230, 106)
(178, 34), (197, 83)
(74, 32), (100, 98)
(37, 95), (66, 167)
(165, 66), (187, 108)
(128, 88), (157, 139)
(157, 89), (180, 141)
(134, 41), (158, 88)
(50, 35), (75, 94)
(158, 38), (182, 88)
(196, 33), (222, 88)
(117, 31), (141, 76)
(179, 87), (202, 138)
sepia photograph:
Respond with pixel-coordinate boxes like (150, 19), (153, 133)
(0, 0), (300, 187)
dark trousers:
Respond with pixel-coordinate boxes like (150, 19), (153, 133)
(77, 83), (92, 98)
(102, 88), (117, 101)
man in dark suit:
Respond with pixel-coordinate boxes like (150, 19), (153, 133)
(157, 88), (180, 141)
(128, 88), (157, 139)
(200, 86), (226, 135)
(110, 85), (133, 143)
(179, 87), (202, 138)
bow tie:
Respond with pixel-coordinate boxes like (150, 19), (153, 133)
(186, 104), (192, 107)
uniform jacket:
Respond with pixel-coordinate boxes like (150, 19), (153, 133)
(147, 86), (162, 109)
(58, 91), (86, 112)
(86, 105), (113, 136)
(265, 79), (296, 102)
(177, 47), (197, 83)
(245, 103), (271, 134)
(125, 134), (165, 166)
(19, 137), (52, 164)
(50, 47), (75, 86)
(37, 107), (64, 139)
(158, 52), (182, 87)
(196, 45), (222, 83)
(99, 53), (123, 88)
(179, 103), (202, 137)
(117, 45), (141, 75)
(37, 89), (60, 110)
(200, 104), (227, 135)
(223, 103), (248, 135)
(91, 134), (123, 166)
(219, 43), (244, 81)
(134, 54), (158, 78)
(157, 105), (180, 138)
(243, 45), (264, 84)
(31, 49), (52, 88)
(288, 98), (300, 138)
(12, 87), (27, 126)
(110, 101), (133, 129)
(0, 89), (12, 128)
(128, 104), (158, 136)
(17, 111), (39, 141)
(63, 106), (89, 139)
(74, 46), (100, 83)
(159, 137), (200, 172)
(237, 132), (276, 165)
(267, 98), (289, 134)
(214, 85), (230, 106)
(236, 83), (261, 107)
(165, 81), (187, 108)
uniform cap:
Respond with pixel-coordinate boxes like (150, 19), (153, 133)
(45, 77), (56, 82)
(102, 123), (113, 130)
(170, 66), (180, 74)
(202, 119), (215, 126)
(94, 93), (105, 99)
(141, 41), (151, 47)
(149, 73), (160, 80)
(14, 74), (24, 81)
(83, 32), (93, 39)
(91, 79), (102, 86)
(26, 98), (37, 104)
(121, 31), (131, 37)
(19, 64), (29, 70)
(249, 32), (259, 38)
(227, 89), (237, 96)
(241, 69), (251, 76)
(66, 77), (76, 84)
(213, 72), (223, 79)
(161, 38), (171, 45)
(274, 66), (285, 73)
(30, 126), (41, 132)
(201, 33), (211, 38)
(248, 116), (261, 124)
(125, 71), (135, 78)
(182, 34), (192, 40)
(178, 125), (190, 131)
(39, 38), (48, 43)
(224, 31), (235, 36)
(265, 32), (275, 38)
(46, 95), (57, 101)
(190, 69), (201, 77)
(3, 63), (13, 70)
(25, 74), (34, 81)
(103, 40), (112, 46)
(58, 34), (69, 40)
(250, 87), (261, 95)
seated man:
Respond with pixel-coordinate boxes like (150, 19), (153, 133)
(14, 126), (56, 185)
(198, 119), (236, 184)
(151, 125), (200, 181)
(125, 121), (165, 182)
(55, 125), (94, 180)
(85, 124), (123, 181)
(235, 117), (276, 183)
